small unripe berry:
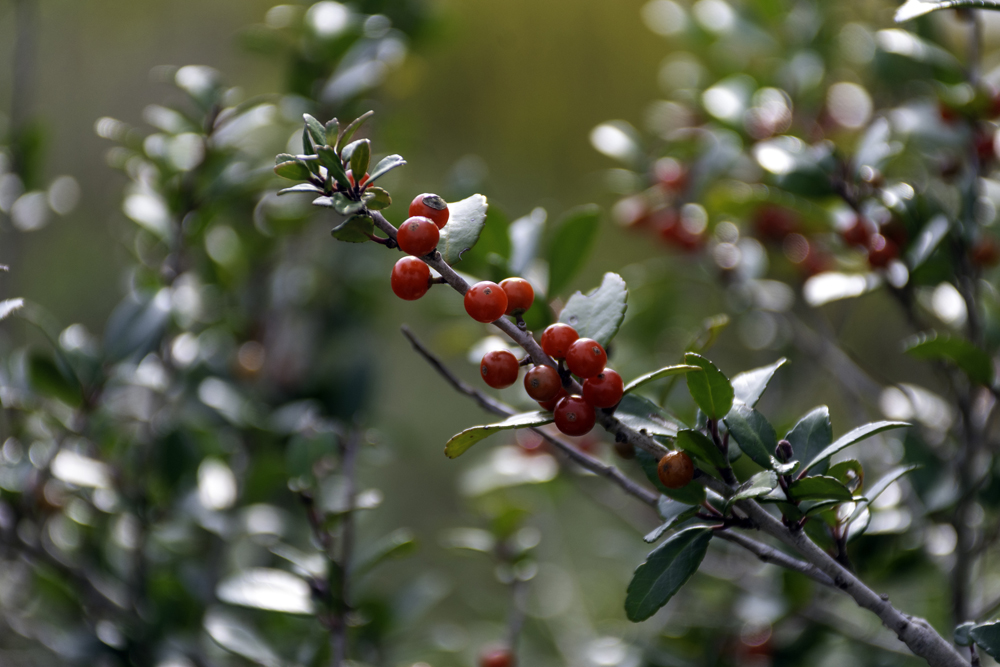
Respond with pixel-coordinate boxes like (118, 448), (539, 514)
(409, 193), (450, 229)
(867, 234), (898, 268)
(582, 369), (624, 408)
(657, 450), (694, 489)
(553, 395), (596, 436)
(390, 257), (430, 301)
(480, 350), (519, 389)
(537, 387), (568, 412)
(500, 277), (534, 315)
(465, 281), (508, 323)
(397, 216), (440, 257)
(540, 324), (579, 359)
(565, 338), (607, 379)
(479, 647), (515, 667)
(524, 365), (562, 401)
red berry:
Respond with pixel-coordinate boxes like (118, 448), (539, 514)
(972, 237), (1000, 267)
(553, 395), (596, 437)
(540, 324), (579, 359)
(537, 387), (568, 412)
(524, 365), (562, 401)
(397, 216), (440, 257)
(867, 234), (898, 268)
(565, 338), (607, 379)
(479, 647), (515, 667)
(409, 193), (450, 229)
(346, 170), (370, 189)
(582, 368), (624, 408)
(480, 350), (519, 389)
(390, 257), (430, 301)
(753, 206), (798, 242)
(840, 216), (872, 247)
(657, 450), (694, 489)
(656, 209), (704, 252)
(977, 129), (997, 165)
(500, 278), (534, 315)
(464, 281), (508, 323)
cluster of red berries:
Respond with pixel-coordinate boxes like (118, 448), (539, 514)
(390, 193), (451, 300)
(481, 323), (624, 438)
(479, 647), (514, 667)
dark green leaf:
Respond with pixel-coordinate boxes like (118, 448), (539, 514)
(970, 620), (1000, 659)
(625, 527), (712, 621)
(348, 139), (371, 178)
(954, 621), (975, 647)
(336, 110), (374, 151)
(324, 118), (339, 146)
(645, 498), (699, 543)
(684, 354), (734, 420)
(274, 160), (312, 181)
(317, 193), (364, 216)
(28, 353), (82, 406)
(436, 194), (489, 264)
(803, 499), (845, 517)
(675, 429), (727, 468)
(317, 146), (351, 191)
(624, 365), (701, 394)
(789, 476), (853, 502)
(547, 205), (600, 296)
(785, 407), (833, 475)
(905, 331), (994, 386)
(558, 272), (628, 348)
(731, 358), (787, 407)
(363, 187), (391, 211)
(303, 113), (326, 148)
(353, 528), (417, 577)
(728, 471), (778, 505)
(367, 154), (406, 183)
(827, 459), (864, 491)
(445, 412), (553, 458)
(636, 448), (705, 504)
(329, 214), (373, 243)
(723, 405), (776, 470)
(802, 421), (910, 474)
(278, 183), (324, 196)
(615, 394), (679, 438)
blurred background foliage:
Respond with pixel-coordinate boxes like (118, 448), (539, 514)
(1, 0), (1000, 665)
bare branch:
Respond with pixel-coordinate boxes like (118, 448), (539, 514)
(715, 531), (834, 588)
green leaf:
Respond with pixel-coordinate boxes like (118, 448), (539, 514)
(723, 404), (776, 470)
(625, 527), (713, 622)
(104, 291), (171, 361)
(785, 407), (833, 475)
(336, 110), (374, 151)
(789, 476), (853, 502)
(615, 394), (679, 438)
(731, 358), (787, 407)
(645, 498), (700, 543)
(274, 160), (312, 181)
(348, 139), (371, 178)
(624, 365), (701, 394)
(315, 193), (364, 216)
(546, 204), (600, 296)
(970, 620), (1000, 659)
(216, 568), (314, 614)
(558, 272), (628, 348)
(635, 448), (705, 504)
(324, 118), (339, 146)
(278, 183), (324, 196)
(445, 411), (553, 458)
(28, 352), (83, 406)
(303, 113), (326, 148)
(353, 528), (417, 577)
(317, 146), (351, 191)
(329, 214), (373, 243)
(363, 186), (391, 211)
(436, 194), (489, 264)
(803, 499), (845, 517)
(896, 0), (1000, 23)
(728, 471), (778, 505)
(827, 459), (864, 489)
(367, 154), (406, 183)
(675, 429), (727, 468)
(802, 421), (910, 474)
(955, 621), (976, 647)
(684, 354), (733, 420)
(204, 611), (284, 667)
(904, 331), (994, 386)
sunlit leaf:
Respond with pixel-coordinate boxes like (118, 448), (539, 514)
(625, 527), (712, 621)
(895, 0), (1000, 23)
(437, 194), (489, 264)
(278, 183), (324, 196)
(684, 354), (733, 420)
(363, 186), (391, 210)
(558, 272), (628, 347)
(728, 471), (778, 506)
(731, 358), (787, 408)
(624, 365), (700, 394)
(615, 394), (680, 438)
(0, 298), (22, 321)
(367, 154), (406, 183)
(785, 407), (833, 475)
(445, 412), (553, 458)
(204, 610), (284, 667)
(336, 110), (374, 151)
(348, 138), (371, 178)
(803, 422), (910, 474)
(216, 568), (314, 615)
